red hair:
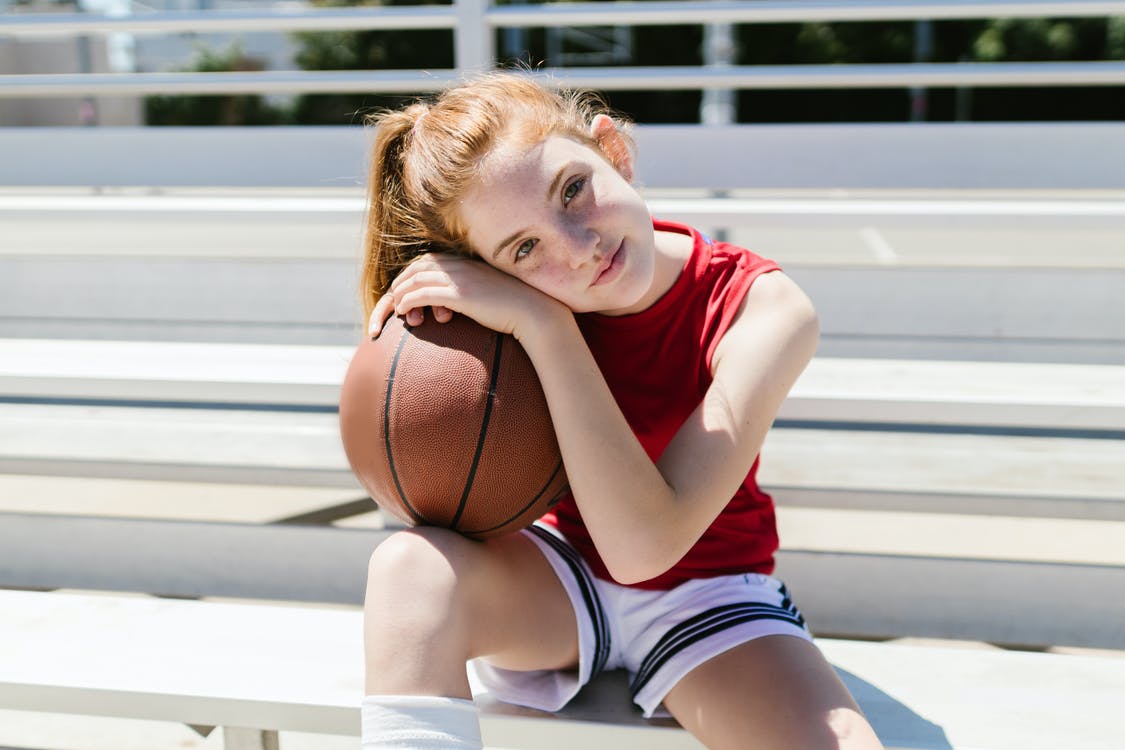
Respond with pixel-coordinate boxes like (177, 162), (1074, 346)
(359, 72), (632, 321)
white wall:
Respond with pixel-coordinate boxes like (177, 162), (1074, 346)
(2, 123), (1124, 189)
(0, 38), (142, 127)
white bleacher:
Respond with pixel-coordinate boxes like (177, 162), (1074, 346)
(2, 589), (1124, 750)
(2, 1), (1124, 748)
(3, 338), (1125, 428)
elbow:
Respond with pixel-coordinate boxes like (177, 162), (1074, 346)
(605, 562), (661, 587)
(799, 294), (821, 358)
(808, 308), (821, 353)
(601, 543), (683, 586)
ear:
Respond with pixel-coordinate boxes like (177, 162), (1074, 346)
(590, 114), (634, 183)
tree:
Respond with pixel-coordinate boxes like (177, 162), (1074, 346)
(145, 42), (287, 126)
(289, 0), (704, 124)
(289, 0), (453, 125)
(958, 17), (1125, 121)
(734, 17), (1125, 123)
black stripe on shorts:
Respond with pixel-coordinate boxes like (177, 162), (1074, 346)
(527, 525), (612, 677)
(778, 582), (804, 624)
(630, 600), (806, 699)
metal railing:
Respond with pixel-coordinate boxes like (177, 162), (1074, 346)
(3, 0), (1124, 192)
(2, 0), (1124, 98)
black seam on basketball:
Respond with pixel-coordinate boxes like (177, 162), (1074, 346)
(384, 326), (424, 524)
(461, 458), (565, 536)
(450, 331), (503, 530)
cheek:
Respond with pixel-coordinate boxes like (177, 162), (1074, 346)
(525, 264), (574, 293)
(517, 264), (587, 307)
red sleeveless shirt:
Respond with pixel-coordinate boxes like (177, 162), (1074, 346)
(540, 219), (782, 590)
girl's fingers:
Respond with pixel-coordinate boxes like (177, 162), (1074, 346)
(386, 255), (527, 333)
(368, 293), (396, 337)
(383, 260), (457, 329)
(391, 268), (457, 298)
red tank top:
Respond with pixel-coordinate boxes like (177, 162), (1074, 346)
(541, 219), (782, 590)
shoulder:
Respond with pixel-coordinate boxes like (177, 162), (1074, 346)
(711, 270), (819, 374)
(741, 268), (815, 314)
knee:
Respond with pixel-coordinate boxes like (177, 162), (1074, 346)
(363, 528), (484, 693)
(824, 707), (883, 750)
(365, 528), (479, 620)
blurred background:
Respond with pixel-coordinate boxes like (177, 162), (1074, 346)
(3, 0), (1124, 127)
(1, 2), (1123, 748)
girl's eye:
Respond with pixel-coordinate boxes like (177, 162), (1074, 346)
(515, 238), (537, 261)
(563, 177), (586, 205)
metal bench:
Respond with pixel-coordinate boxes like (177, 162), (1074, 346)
(3, 2), (1124, 747)
(3, 336), (1123, 650)
(1, 585), (1123, 750)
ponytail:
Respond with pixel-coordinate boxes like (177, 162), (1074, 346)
(360, 104), (431, 322)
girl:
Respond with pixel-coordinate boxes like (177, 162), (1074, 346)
(359, 72), (883, 750)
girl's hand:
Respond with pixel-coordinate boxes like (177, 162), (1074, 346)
(368, 292), (452, 336)
(368, 253), (566, 341)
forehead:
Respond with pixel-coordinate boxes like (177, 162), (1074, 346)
(474, 133), (595, 186)
(459, 134), (599, 249)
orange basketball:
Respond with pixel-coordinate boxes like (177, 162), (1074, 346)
(339, 313), (569, 539)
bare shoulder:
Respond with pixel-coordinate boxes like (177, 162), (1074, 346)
(711, 270), (819, 375)
(741, 269), (816, 315)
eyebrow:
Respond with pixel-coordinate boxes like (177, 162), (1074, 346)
(490, 163), (571, 260)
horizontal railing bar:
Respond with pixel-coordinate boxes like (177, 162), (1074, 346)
(0, 6), (456, 37)
(4, 61), (1124, 98)
(488, 0), (1125, 28)
(5, 193), (1125, 221)
(0, 70), (458, 98)
(3, 1), (1124, 38)
(541, 61), (1125, 89)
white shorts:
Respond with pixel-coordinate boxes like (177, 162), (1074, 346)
(469, 523), (811, 718)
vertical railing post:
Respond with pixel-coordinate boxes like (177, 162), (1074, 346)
(701, 22), (736, 242)
(454, 0), (494, 75)
(700, 23), (736, 126)
(911, 19), (934, 121)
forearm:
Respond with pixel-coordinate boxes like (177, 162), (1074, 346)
(515, 274), (820, 584)
(517, 311), (684, 583)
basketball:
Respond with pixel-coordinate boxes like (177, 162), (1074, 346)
(338, 313), (569, 540)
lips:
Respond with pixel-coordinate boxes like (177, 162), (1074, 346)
(592, 241), (623, 286)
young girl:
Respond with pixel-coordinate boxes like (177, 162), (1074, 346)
(358, 72), (883, 750)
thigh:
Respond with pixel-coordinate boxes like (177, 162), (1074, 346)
(470, 528), (582, 671)
(364, 526), (579, 694)
(662, 635), (883, 750)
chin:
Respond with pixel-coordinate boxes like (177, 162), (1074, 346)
(604, 277), (651, 315)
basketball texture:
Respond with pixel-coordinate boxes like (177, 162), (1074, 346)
(339, 313), (569, 540)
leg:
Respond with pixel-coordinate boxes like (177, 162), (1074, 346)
(364, 526), (579, 698)
(662, 635), (883, 750)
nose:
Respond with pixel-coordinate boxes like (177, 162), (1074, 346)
(562, 224), (600, 269)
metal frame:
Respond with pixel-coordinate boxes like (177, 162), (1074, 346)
(1, 0), (1124, 97)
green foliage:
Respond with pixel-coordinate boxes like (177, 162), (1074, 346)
(144, 42), (287, 126)
(146, 3), (1125, 125)
(959, 18), (1125, 121)
(972, 18), (1102, 61)
(733, 17), (1124, 123)
(290, 0), (452, 125)
(1110, 18), (1125, 58)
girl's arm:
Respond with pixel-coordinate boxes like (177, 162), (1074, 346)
(520, 270), (817, 584)
(379, 256), (817, 585)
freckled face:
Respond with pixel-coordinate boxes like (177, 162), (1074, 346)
(458, 134), (656, 316)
